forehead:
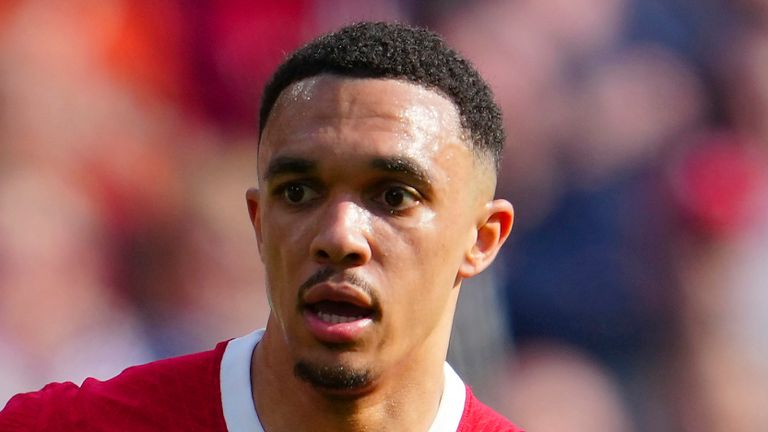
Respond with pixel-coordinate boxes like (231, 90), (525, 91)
(258, 75), (467, 168)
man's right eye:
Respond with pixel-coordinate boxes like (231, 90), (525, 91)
(281, 183), (319, 204)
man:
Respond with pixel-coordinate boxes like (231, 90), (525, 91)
(0, 22), (520, 431)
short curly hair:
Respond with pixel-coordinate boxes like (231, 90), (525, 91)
(259, 21), (505, 173)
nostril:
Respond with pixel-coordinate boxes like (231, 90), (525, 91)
(313, 249), (366, 265)
(344, 252), (363, 265)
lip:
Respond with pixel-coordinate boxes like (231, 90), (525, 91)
(303, 281), (373, 305)
(301, 282), (377, 344)
(303, 310), (374, 344)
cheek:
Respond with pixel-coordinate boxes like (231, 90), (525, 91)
(397, 206), (438, 231)
(260, 208), (312, 259)
(414, 215), (475, 288)
(258, 216), (309, 295)
(380, 216), (466, 290)
(412, 206), (472, 256)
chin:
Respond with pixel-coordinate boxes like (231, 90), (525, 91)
(294, 358), (378, 398)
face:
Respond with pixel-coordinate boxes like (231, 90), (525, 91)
(248, 75), (512, 395)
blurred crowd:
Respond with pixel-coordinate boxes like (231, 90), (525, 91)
(1, 1), (767, 431)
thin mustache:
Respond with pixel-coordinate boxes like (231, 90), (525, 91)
(298, 267), (377, 300)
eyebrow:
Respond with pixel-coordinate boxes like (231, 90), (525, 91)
(370, 157), (432, 185)
(263, 156), (317, 181)
(263, 154), (433, 186)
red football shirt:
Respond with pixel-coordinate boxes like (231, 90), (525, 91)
(0, 330), (522, 431)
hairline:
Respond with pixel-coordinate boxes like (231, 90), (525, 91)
(258, 72), (497, 176)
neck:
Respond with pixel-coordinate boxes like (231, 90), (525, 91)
(251, 322), (449, 432)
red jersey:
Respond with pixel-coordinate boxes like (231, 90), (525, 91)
(0, 330), (522, 431)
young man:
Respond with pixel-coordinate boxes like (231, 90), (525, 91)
(1, 22), (520, 431)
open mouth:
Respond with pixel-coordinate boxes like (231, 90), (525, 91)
(307, 300), (375, 324)
(302, 296), (378, 344)
(299, 276), (379, 343)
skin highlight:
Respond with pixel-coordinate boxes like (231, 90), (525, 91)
(245, 75), (513, 432)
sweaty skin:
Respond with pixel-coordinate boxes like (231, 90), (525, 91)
(246, 75), (513, 432)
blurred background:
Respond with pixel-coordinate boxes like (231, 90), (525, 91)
(1, 0), (767, 430)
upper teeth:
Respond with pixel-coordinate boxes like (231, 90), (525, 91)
(317, 311), (364, 324)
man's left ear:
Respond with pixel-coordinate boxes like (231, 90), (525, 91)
(458, 199), (514, 279)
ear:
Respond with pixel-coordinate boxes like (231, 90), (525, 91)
(245, 187), (264, 255)
(458, 199), (514, 279)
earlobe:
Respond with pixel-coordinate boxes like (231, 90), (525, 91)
(245, 188), (263, 251)
(458, 199), (514, 279)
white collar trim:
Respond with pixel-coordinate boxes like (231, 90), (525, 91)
(220, 329), (466, 432)
(220, 329), (265, 432)
(428, 362), (467, 432)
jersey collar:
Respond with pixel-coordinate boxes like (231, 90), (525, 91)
(220, 329), (466, 432)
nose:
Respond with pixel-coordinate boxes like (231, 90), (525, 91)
(310, 198), (372, 267)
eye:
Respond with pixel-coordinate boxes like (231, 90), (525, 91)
(374, 185), (420, 211)
(280, 183), (320, 205)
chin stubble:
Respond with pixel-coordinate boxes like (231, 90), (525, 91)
(294, 360), (372, 391)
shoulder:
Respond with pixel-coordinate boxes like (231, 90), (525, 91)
(458, 386), (525, 432)
(0, 342), (230, 432)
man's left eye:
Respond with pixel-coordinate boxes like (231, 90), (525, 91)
(374, 186), (420, 211)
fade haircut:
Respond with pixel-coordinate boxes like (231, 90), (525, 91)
(258, 21), (505, 173)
